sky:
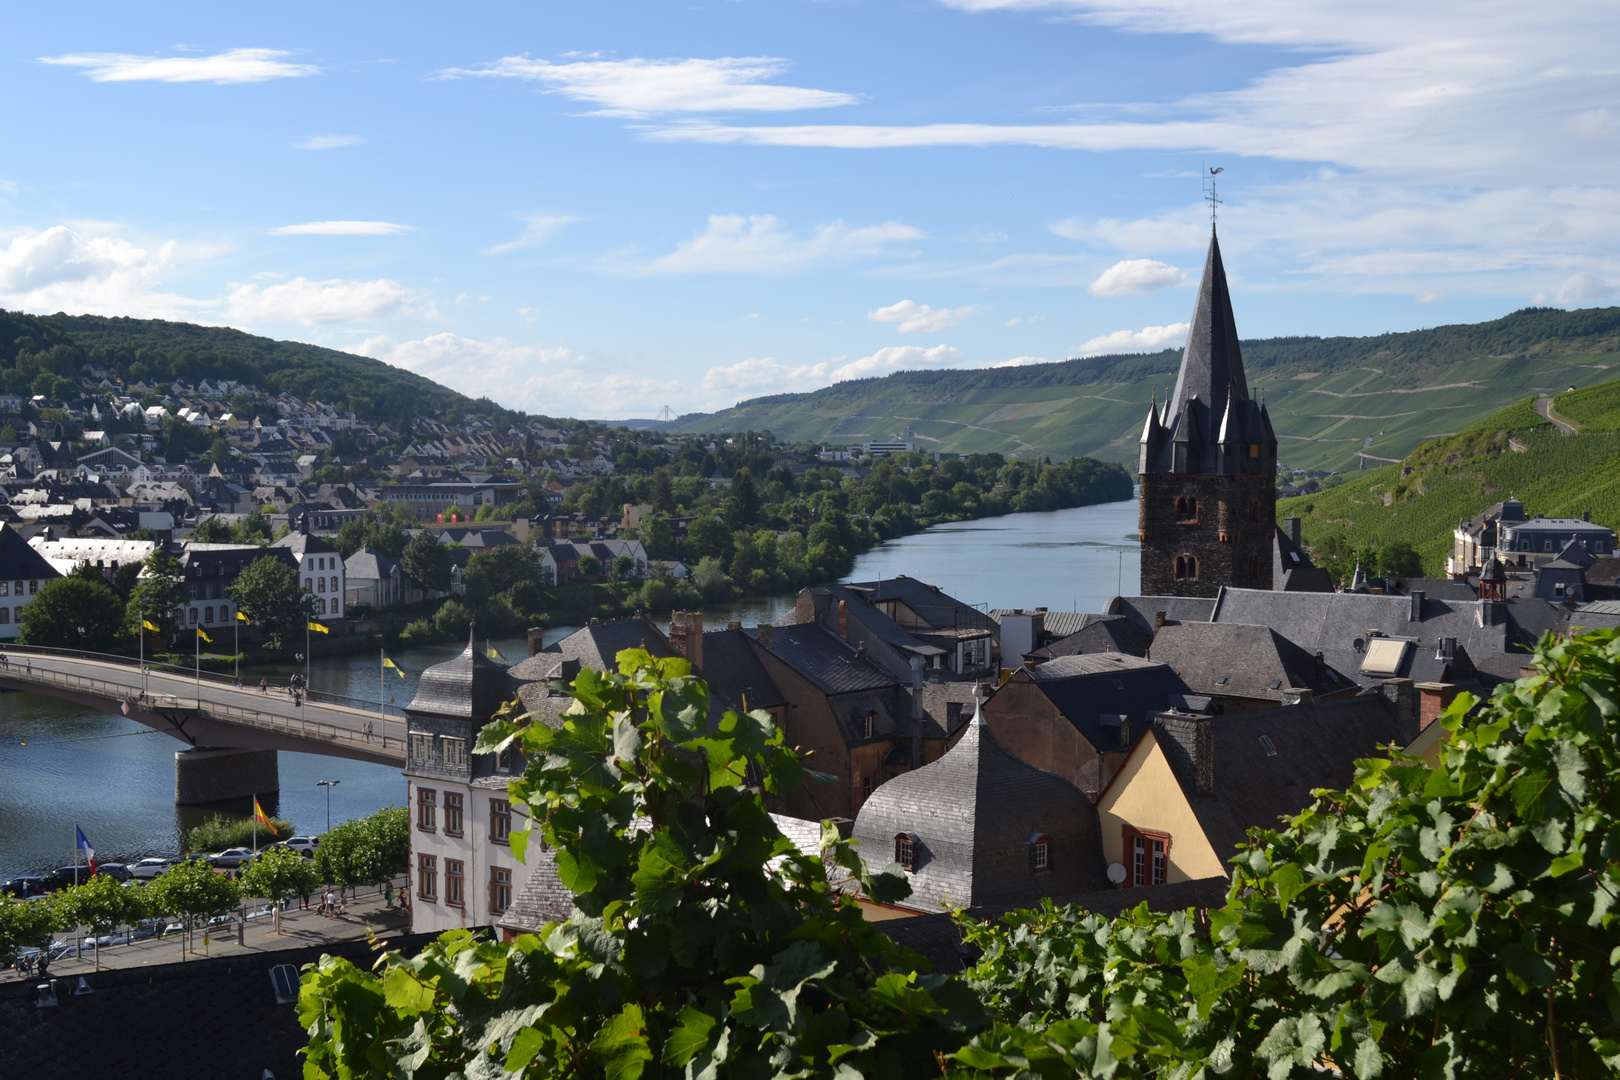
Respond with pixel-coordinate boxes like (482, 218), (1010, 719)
(5, 1), (1620, 420)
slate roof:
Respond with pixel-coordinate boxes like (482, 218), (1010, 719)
(0, 522), (62, 581)
(844, 576), (995, 635)
(404, 633), (513, 721)
(517, 616), (677, 675)
(1148, 695), (1402, 863)
(1019, 654), (1191, 753)
(852, 705), (1110, 912)
(701, 627), (788, 711)
(1147, 621), (1357, 702)
(269, 526), (337, 557)
(344, 544), (401, 581)
(1029, 614), (1154, 659)
(754, 622), (896, 695)
(1104, 594), (1218, 633)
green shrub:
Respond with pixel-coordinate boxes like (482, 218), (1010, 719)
(182, 812), (295, 854)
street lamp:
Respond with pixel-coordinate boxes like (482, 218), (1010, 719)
(76, 626), (84, 658)
(316, 779), (340, 834)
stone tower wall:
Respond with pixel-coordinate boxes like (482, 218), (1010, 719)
(1139, 471), (1275, 597)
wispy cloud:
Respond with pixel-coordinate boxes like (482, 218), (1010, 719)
(269, 221), (414, 236)
(994, 355), (1052, 367)
(613, 214), (922, 276)
(435, 56), (856, 118)
(702, 344), (964, 399)
(867, 299), (980, 333)
(1077, 322), (1188, 356)
(482, 214), (581, 256)
(293, 134), (363, 150)
(1088, 258), (1186, 297)
(227, 277), (435, 326)
(1556, 273), (1620, 304)
(40, 48), (318, 84)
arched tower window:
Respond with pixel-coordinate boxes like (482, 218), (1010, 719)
(1175, 555), (1199, 581)
(1174, 496), (1198, 523)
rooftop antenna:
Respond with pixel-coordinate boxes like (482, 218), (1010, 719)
(1203, 166), (1224, 232)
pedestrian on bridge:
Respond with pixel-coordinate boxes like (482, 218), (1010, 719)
(259, 677), (268, 694)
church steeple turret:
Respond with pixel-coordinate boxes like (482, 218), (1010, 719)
(1136, 226), (1277, 598)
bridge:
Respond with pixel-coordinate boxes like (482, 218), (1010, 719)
(0, 645), (405, 804)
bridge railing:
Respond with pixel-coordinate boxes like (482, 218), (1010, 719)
(0, 662), (404, 758)
(0, 643), (407, 718)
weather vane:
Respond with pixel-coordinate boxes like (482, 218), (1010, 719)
(1203, 165), (1224, 229)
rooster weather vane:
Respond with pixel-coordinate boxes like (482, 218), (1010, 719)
(1203, 165), (1224, 230)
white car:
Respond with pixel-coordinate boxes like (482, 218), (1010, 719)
(130, 857), (173, 881)
(283, 836), (320, 857)
(208, 848), (256, 869)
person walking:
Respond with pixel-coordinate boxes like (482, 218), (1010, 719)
(259, 676), (268, 694)
(385, 882), (393, 909)
(300, 889), (310, 910)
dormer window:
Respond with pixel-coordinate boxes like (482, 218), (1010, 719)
(894, 832), (919, 872)
(1029, 832), (1053, 872)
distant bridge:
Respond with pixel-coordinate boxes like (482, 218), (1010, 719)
(0, 646), (405, 802)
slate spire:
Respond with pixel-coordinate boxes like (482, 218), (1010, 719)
(1170, 229), (1248, 414)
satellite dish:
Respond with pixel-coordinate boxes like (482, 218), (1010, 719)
(1106, 862), (1127, 885)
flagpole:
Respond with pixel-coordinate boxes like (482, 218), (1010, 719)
(252, 794), (257, 854)
(234, 612), (239, 684)
(380, 648), (385, 724)
(195, 628), (201, 704)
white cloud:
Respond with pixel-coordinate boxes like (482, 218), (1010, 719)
(994, 355), (1052, 367)
(227, 277), (435, 326)
(482, 214), (581, 256)
(867, 299), (980, 333)
(1556, 273), (1620, 304)
(293, 134), (363, 150)
(436, 56), (856, 117)
(0, 225), (199, 318)
(702, 344), (963, 398)
(269, 221), (414, 236)
(1077, 322), (1189, 356)
(40, 48), (318, 84)
(1088, 258), (1186, 297)
(617, 214), (923, 276)
(1004, 315), (1046, 326)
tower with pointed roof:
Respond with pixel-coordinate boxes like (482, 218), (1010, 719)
(1138, 230), (1277, 597)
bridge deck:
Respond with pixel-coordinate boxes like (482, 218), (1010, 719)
(0, 647), (406, 766)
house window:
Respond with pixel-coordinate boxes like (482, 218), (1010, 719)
(1174, 555), (1199, 581)
(317, 577), (326, 593)
(0, 608), (9, 625)
(409, 733), (432, 764)
(1029, 832), (1053, 873)
(417, 787), (437, 831)
(418, 854), (437, 901)
(12, 581), (21, 595)
(490, 866), (512, 914)
(1125, 828), (1170, 887)
(1174, 496), (1198, 523)
(304, 578), (312, 591)
(189, 608), (198, 625)
(0, 582), (8, 596)
(894, 832), (919, 871)
(862, 775), (873, 801)
(862, 713), (874, 739)
(205, 606), (214, 624)
(444, 738), (466, 767)
(28, 580), (37, 595)
(445, 859), (464, 906)
(444, 792), (463, 836)
(490, 799), (511, 844)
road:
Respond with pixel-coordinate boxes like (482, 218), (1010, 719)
(1535, 394), (1580, 436)
(0, 647), (406, 765)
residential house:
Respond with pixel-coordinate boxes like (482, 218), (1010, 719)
(793, 578), (995, 682)
(176, 543), (296, 631)
(344, 545), (406, 609)
(0, 522), (63, 638)
(270, 525), (346, 619)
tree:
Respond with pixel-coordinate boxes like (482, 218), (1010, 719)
(725, 467), (761, 528)
(684, 513), (733, 564)
(239, 846), (320, 934)
(638, 514), (677, 560)
(146, 858), (240, 956)
(300, 652), (945, 1079)
(1380, 538), (1424, 577)
(227, 554), (313, 654)
(18, 576), (126, 651)
(465, 544), (545, 618)
(51, 872), (148, 970)
(335, 511), (407, 559)
(231, 510), (272, 546)
(125, 549), (185, 640)
(192, 515), (233, 543)
(207, 436), (233, 464)
(401, 530), (452, 594)
(312, 806), (408, 893)
(0, 897), (57, 967)
(691, 555), (733, 601)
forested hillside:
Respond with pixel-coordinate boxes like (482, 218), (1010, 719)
(0, 309), (502, 426)
(677, 305), (1620, 471)
(1279, 376), (1620, 575)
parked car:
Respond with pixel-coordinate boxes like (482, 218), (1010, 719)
(207, 848), (256, 869)
(0, 877), (46, 898)
(41, 866), (93, 892)
(283, 836), (320, 857)
(95, 863), (134, 882)
(129, 857), (173, 881)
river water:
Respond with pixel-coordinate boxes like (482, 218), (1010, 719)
(0, 500), (1138, 877)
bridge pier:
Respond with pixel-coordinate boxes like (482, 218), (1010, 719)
(174, 747), (280, 807)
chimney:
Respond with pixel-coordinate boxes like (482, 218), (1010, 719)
(1154, 610), (1167, 634)
(1416, 681), (1458, 731)
(838, 599), (848, 639)
(1283, 516), (1302, 545)
(757, 623), (774, 650)
(668, 610), (704, 670)
(526, 626), (544, 657)
(1156, 713), (1215, 795)
(1410, 591), (1425, 622)
(855, 643), (866, 661)
(727, 619), (741, 631)
(1380, 677), (1418, 744)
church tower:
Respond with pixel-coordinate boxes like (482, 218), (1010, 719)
(1138, 230), (1277, 597)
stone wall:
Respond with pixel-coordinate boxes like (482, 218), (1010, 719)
(1138, 471), (1276, 597)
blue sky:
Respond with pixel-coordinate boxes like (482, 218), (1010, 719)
(5, 1), (1620, 418)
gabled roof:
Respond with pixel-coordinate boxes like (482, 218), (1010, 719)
(0, 522), (63, 580)
(1016, 654), (1190, 752)
(515, 616), (677, 677)
(1147, 621), (1356, 701)
(270, 527), (337, 556)
(1031, 615), (1154, 659)
(344, 545), (401, 580)
(852, 704), (1110, 912)
(844, 576), (994, 634)
(701, 627), (787, 711)
(752, 622), (896, 695)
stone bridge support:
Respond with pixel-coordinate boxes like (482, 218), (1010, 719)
(174, 747), (280, 807)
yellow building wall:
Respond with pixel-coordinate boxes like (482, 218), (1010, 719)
(1096, 730), (1227, 884)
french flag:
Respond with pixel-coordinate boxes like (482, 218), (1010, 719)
(76, 825), (96, 875)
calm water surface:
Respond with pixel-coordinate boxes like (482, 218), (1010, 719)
(0, 500), (1137, 876)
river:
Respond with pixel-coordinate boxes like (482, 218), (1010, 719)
(0, 500), (1139, 878)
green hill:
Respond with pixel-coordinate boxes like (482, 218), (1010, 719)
(677, 306), (1620, 472)
(0, 309), (501, 425)
(1278, 378), (1620, 576)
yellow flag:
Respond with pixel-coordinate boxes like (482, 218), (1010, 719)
(197, 628), (212, 643)
(382, 656), (406, 678)
(236, 611), (250, 624)
(308, 621), (330, 634)
(141, 619), (160, 632)
(486, 646), (508, 662)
